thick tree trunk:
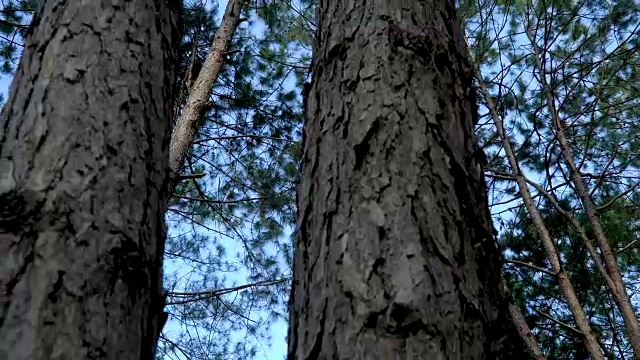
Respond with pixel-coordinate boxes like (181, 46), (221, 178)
(0, 1), (179, 359)
(288, 1), (529, 358)
(167, 0), (245, 195)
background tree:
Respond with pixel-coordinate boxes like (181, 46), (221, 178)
(154, 1), (312, 358)
(0, 0), (36, 107)
(460, 0), (640, 357)
(153, 0), (308, 357)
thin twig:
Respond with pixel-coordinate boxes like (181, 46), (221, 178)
(506, 259), (556, 276)
(167, 278), (288, 305)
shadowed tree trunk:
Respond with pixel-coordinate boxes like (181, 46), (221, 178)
(287, 0), (530, 358)
(0, 1), (179, 359)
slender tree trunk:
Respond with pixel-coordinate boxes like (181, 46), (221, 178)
(476, 77), (605, 360)
(0, 1), (179, 359)
(287, 1), (529, 358)
(463, 22), (603, 358)
(502, 280), (547, 359)
(168, 0), (245, 194)
(508, 303), (546, 360)
(524, 24), (640, 356)
(460, 31), (547, 358)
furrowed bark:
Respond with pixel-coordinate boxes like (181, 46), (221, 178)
(287, 0), (530, 358)
(167, 0), (246, 195)
(0, 1), (179, 359)
(523, 22), (640, 357)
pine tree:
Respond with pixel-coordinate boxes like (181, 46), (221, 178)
(0, 1), (310, 358)
(0, 1), (180, 359)
(460, 0), (640, 357)
(287, 0), (529, 358)
(158, 1), (310, 358)
(8, 0), (638, 358)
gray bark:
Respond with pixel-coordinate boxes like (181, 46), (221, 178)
(288, 0), (529, 358)
(0, 1), (179, 359)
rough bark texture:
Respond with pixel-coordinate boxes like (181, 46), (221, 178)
(0, 1), (179, 359)
(167, 0), (245, 194)
(288, 1), (530, 358)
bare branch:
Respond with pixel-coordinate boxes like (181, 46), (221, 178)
(506, 259), (556, 276)
(167, 278), (288, 306)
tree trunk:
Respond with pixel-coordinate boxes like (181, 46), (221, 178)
(288, 1), (529, 358)
(0, 1), (179, 359)
(524, 24), (640, 356)
(477, 78), (605, 360)
(502, 281), (546, 359)
(167, 0), (245, 195)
